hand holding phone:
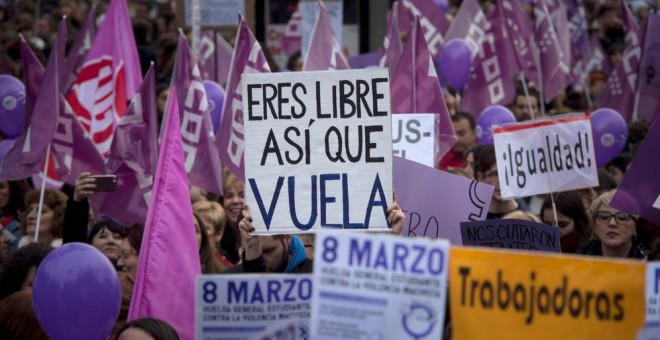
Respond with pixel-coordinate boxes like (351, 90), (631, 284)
(89, 175), (118, 192)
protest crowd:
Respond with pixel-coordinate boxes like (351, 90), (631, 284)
(0, 0), (659, 339)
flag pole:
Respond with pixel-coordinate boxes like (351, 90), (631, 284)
(632, 91), (640, 122)
(583, 78), (593, 109)
(34, 144), (51, 243)
(412, 21), (417, 114)
(191, 0), (201, 62)
(550, 191), (559, 230)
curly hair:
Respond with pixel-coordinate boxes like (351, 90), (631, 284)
(19, 189), (67, 239)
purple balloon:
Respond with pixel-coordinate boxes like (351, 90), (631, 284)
(204, 80), (225, 133)
(434, 0), (449, 12)
(591, 108), (628, 167)
(0, 75), (26, 138)
(0, 139), (15, 161)
(33, 243), (121, 340)
(476, 105), (517, 145)
(438, 39), (472, 90)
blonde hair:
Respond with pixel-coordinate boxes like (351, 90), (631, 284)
(222, 172), (244, 194)
(502, 210), (542, 223)
(192, 201), (227, 237)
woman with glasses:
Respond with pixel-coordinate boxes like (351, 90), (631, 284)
(578, 190), (646, 259)
(118, 223), (145, 275)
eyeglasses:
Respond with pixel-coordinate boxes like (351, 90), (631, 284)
(119, 250), (137, 261)
(595, 211), (635, 223)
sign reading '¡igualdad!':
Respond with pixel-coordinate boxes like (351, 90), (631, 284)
(242, 69), (393, 235)
(449, 247), (645, 340)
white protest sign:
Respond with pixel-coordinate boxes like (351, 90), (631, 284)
(646, 263), (660, 325)
(310, 230), (449, 339)
(300, 0), (343, 58)
(248, 320), (300, 340)
(392, 114), (435, 167)
(243, 69), (393, 234)
(196, 274), (312, 340)
(493, 114), (599, 199)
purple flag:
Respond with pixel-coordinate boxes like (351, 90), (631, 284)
(51, 96), (106, 184)
(391, 17), (457, 161)
(566, 0), (591, 88)
(215, 33), (234, 87)
(302, 3), (349, 71)
(89, 66), (159, 225)
(611, 115), (660, 225)
(394, 156), (494, 244)
(501, 0), (538, 85)
(398, 0), (451, 58)
(173, 32), (224, 194)
(584, 35), (612, 75)
(380, 1), (404, 77)
(0, 20), (66, 181)
(197, 31), (234, 86)
(532, 0), (571, 101)
(128, 79), (200, 340)
(62, 6), (97, 95)
(597, 16), (643, 122)
(444, 0), (489, 56)
(67, 0), (142, 156)
(621, 0), (640, 42)
(546, 0), (572, 72)
(636, 14), (660, 123)
(216, 16), (270, 181)
(281, 10), (302, 57)
(348, 51), (384, 69)
(461, 3), (521, 118)
(20, 35), (44, 126)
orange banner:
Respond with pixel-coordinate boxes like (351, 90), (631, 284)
(449, 247), (645, 340)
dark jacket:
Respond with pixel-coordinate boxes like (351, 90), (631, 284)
(223, 256), (313, 274)
(577, 240), (646, 259)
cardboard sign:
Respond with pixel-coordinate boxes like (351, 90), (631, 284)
(392, 114), (435, 167)
(195, 274), (312, 340)
(311, 230), (450, 339)
(493, 114), (599, 199)
(460, 219), (561, 253)
(393, 156), (494, 244)
(176, 0), (254, 33)
(646, 263), (660, 325)
(450, 248), (645, 340)
(300, 0), (343, 58)
(242, 69), (393, 234)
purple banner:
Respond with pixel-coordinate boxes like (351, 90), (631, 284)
(501, 0), (538, 85)
(348, 51), (383, 69)
(173, 32), (224, 194)
(532, 0), (571, 101)
(398, 0), (450, 58)
(302, 3), (349, 71)
(381, 1), (404, 76)
(460, 219), (561, 252)
(62, 7), (97, 95)
(394, 156), (494, 245)
(611, 115), (660, 225)
(444, 0), (488, 56)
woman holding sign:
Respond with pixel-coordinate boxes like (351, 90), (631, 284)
(578, 190), (646, 259)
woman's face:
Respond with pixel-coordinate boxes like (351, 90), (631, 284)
(26, 203), (54, 238)
(594, 205), (636, 252)
(91, 227), (123, 262)
(0, 182), (10, 209)
(542, 209), (575, 237)
(118, 239), (139, 275)
(223, 183), (245, 224)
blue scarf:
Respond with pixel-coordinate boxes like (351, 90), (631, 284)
(284, 235), (307, 273)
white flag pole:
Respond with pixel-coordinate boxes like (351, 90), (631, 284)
(34, 144), (51, 243)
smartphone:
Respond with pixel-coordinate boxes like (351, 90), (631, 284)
(90, 175), (118, 192)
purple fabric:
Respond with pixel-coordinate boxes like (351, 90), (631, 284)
(302, 3), (349, 71)
(197, 31), (234, 87)
(393, 156), (494, 245)
(0, 22), (66, 181)
(380, 1), (404, 77)
(215, 16), (270, 181)
(348, 51), (383, 69)
(127, 81), (200, 340)
(444, 0), (488, 55)
(215, 33), (234, 87)
(461, 5), (520, 118)
(398, 0), (451, 58)
(50, 96), (105, 184)
(62, 7), (97, 96)
(532, 0), (571, 101)
(90, 66), (160, 225)
(636, 13), (660, 123)
(390, 17), (457, 161)
(20, 35), (44, 129)
(173, 32), (224, 194)
(597, 15), (643, 122)
(566, 0), (591, 88)
(546, 0), (572, 74)
(501, 0), (538, 85)
(611, 115), (660, 225)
